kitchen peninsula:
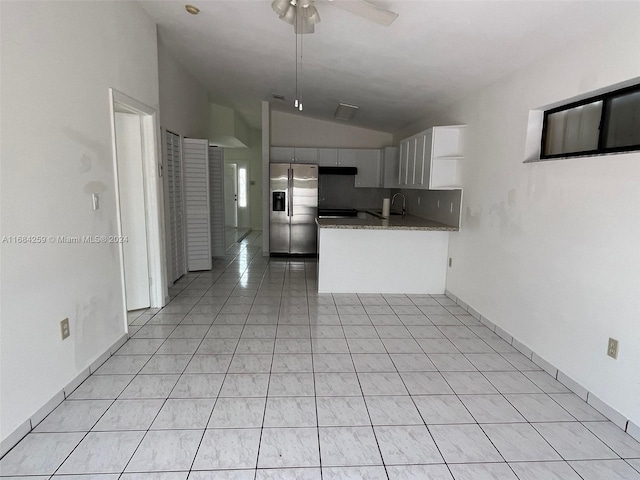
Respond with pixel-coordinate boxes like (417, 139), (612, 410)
(317, 212), (457, 294)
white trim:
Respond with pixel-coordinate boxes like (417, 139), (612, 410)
(0, 420), (31, 458)
(108, 89), (168, 312)
(523, 76), (640, 163)
(0, 333), (129, 457)
(445, 290), (640, 438)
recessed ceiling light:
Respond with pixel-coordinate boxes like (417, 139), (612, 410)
(335, 102), (359, 121)
(185, 4), (200, 15)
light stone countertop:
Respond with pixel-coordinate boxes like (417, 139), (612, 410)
(317, 211), (458, 231)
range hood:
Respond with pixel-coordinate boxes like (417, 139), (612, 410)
(318, 166), (358, 175)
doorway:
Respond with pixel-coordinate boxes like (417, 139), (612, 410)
(224, 163), (238, 229)
(114, 112), (150, 310)
(224, 161), (251, 249)
(109, 89), (167, 328)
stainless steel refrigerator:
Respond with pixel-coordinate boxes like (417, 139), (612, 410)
(269, 163), (318, 254)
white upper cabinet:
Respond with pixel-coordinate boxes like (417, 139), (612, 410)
(337, 149), (358, 167)
(382, 147), (399, 188)
(270, 147), (318, 163)
(318, 148), (339, 166)
(294, 147), (318, 163)
(270, 146), (295, 162)
(398, 125), (465, 190)
(354, 149), (382, 188)
(272, 146), (384, 188)
(430, 126), (465, 189)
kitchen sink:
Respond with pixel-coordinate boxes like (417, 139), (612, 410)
(369, 210), (403, 218)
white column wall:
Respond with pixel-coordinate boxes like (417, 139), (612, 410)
(419, 18), (640, 425)
(0, 1), (160, 442)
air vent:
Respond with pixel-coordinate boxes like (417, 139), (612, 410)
(335, 102), (359, 121)
(272, 94), (286, 102)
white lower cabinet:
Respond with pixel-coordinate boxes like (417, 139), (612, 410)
(398, 125), (465, 190)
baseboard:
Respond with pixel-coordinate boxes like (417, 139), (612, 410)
(0, 332), (129, 458)
(444, 289), (639, 443)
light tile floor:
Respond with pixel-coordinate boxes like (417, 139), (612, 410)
(2, 232), (640, 479)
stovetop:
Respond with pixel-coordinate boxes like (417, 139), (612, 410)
(317, 208), (359, 218)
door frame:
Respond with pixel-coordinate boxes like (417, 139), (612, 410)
(109, 89), (168, 330)
(224, 163), (238, 228)
(235, 161), (251, 228)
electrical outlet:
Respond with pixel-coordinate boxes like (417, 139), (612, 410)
(60, 318), (70, 340)
(607, 338), (618, 359)
(448, 257), (453, 267)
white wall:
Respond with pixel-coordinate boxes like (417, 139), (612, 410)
(157, 38), (210, 283)
(271, 110), (393, 148)
(225, 129), (263, 232)
(406, 18), (640, 425)
(158, 37), (210, 138)
(0, 1), (160, 443)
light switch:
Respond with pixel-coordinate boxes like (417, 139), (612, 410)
(92, 194), (100, 210)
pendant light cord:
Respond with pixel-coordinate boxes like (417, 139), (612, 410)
(299, 28), (303, 110)
(295, 12), (298, 107)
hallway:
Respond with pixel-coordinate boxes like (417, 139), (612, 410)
(1, 232), (639, 479)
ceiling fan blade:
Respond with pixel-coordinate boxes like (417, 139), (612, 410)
(329, 0), (398, 26)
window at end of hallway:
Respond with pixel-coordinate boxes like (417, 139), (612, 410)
(238, 167), (247, 208)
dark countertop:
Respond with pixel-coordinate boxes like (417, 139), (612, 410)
(317, 211), (458, 231)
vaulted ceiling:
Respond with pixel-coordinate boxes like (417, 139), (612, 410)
(138, 1), (638, 133)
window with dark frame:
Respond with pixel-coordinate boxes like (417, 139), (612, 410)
(541, 83), (640, 159)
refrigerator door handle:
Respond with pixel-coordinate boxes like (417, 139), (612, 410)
(288, 168), (293, 217)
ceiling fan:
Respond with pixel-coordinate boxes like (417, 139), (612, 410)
(271, 0), (399, 34)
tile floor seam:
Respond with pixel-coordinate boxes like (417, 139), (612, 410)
(344, 309), (391, 480)
(253, 290), (280, 477)
(3, 233), (640, 479)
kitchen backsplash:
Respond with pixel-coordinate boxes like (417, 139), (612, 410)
(393, 189), (462, 228)
(318, 175), (391, 210)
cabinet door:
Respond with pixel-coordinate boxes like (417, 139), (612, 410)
(270, 147), (295, 162)
(354, 149), (381, 188)
(382, 147), (399, 188)
(414, 134), (425, 188)
(317, 148), (339, 166)
(407, 137), (417, 186)
(337, 149), (358, 167)
(293, 147), (318, 163)
(398, 140), (409, 187)
(423, 131), (434, 189)
(413, 131), (432, 189)
(430, 126), (464, 189)
(183, 138), (212, 272)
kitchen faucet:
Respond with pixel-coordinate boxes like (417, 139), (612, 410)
(392, 193), (406, 216)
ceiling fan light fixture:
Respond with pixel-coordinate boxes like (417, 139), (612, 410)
(301, 5), (319, 20)
(271, 0), (290, 16)
(298, 0), (312, 8)
(280, 4), (297, 24)
(185, 4), (200, 15)
(335, 102), (359, 121)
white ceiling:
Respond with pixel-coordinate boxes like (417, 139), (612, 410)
(137, 1), (638, 133)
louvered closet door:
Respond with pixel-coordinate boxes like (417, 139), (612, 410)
(183, 138), (212, 271)
(165, 130), (186, 283)
(209, 147), (226, 257)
